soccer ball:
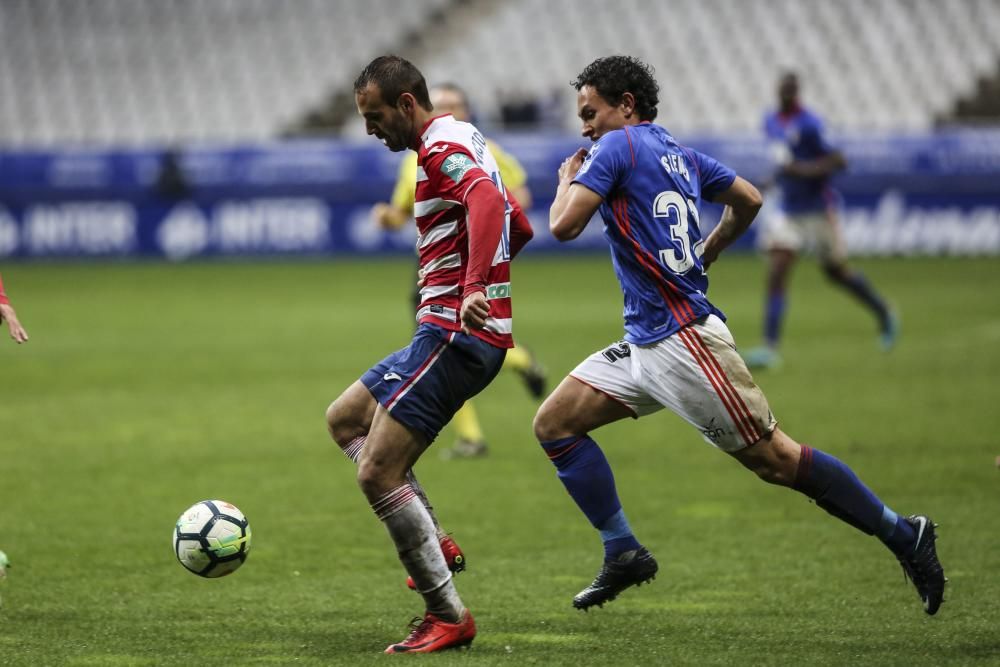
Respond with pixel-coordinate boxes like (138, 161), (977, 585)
(173, 500), (252, 578)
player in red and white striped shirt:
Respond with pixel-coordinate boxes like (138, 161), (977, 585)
(0, 273), (29, 344)
(324, 56), (533, 654)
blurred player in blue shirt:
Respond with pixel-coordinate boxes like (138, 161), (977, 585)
(536, 56), (943, 615)
(745, 72), (897, 369)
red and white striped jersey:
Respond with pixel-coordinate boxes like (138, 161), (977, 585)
(413, 114), (518, 349)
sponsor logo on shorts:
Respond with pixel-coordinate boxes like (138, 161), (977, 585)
(383, 372), (402, 382)
(700, 418), (727, 444)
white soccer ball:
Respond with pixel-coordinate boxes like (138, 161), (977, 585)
(173, 500), (252, 578)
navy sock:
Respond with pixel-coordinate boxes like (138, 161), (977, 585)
(794, 446), (915, 556)
(833, 270), (890, 325)
(541, 435), (640, 559)
(765, 291), (786, 347)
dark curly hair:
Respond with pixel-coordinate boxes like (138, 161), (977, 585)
(354, 55), (432, 111)
(571, 56), (659, 122)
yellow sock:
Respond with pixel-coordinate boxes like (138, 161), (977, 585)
(452, 402), (484, 443)
(504, 344), (532, 373)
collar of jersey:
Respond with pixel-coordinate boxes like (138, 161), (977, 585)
(419, 114), (455, 143)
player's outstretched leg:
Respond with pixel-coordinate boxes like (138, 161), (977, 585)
(732, 429), (945, 614)
(821, 261), (898, 351)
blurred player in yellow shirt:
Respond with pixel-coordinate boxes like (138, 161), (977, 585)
(372, 82), (546, 459)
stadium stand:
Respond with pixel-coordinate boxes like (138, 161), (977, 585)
(1, 0), (999, 145)
(0, 0), (451, 145)
(413, 0), (1000, 133)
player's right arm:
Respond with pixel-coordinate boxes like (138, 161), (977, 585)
(0, 273), (29, 344)
(550, 147), (601, 241)
(551, 131), (632, 241)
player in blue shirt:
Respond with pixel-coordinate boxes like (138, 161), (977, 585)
(744, 72), (897, 369)
(537, 56), (943, 615)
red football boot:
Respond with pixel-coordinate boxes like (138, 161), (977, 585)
(384, 610), (476, 654)
(406, 534), (465, 591)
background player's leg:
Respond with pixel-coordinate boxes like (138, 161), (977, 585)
(821, 260), (896, 349)
(745, 248), (796, 369)
(359, 405), (466, 622)
(444, 401), (488, 458)
(504, 342), (548, 399)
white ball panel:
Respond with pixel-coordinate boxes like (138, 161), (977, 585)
(175, 538), (210, 574)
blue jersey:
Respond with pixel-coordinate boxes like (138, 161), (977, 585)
(573, 122), (734, 345)
(764, 107), (839, 213)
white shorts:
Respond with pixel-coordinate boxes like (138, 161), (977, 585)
(570, 315), (777, 452)
(758, 209), (847, 264)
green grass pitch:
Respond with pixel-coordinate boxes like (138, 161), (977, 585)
(1, 255), (998, 666)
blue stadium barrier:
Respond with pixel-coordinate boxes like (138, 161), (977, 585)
(0, 130), (998, 259)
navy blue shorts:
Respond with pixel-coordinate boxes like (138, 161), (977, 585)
(361, 323), (506, 444)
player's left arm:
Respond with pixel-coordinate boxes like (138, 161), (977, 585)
(782, 120), (846, 179)
(782, 150), (846, 179)
(701, 176), (763, 270)
(424, 145), (507, 332)
(461, 178), (507, 332)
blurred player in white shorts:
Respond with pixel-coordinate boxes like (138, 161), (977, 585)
(744, 72), (897, 369)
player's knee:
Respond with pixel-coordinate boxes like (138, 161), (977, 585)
(737, 434), (799, 487)
(355, 459), (382, 498)
(326, 400), (362, 448)
(749, 460), (792, 486)
(356, 454), (401, 499)
(532, 406), (568, 443)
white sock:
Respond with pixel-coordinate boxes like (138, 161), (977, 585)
(342, 436), (442, 532)
(372, 484), (464, 621)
